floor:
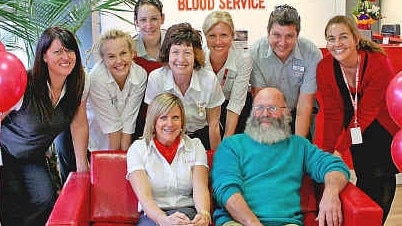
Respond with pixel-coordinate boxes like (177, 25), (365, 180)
(384, 184), (402, 226)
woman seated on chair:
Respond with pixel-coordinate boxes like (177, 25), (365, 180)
(126, 92), (211, 226)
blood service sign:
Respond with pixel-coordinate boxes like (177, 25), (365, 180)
(177, 0), (266, 10)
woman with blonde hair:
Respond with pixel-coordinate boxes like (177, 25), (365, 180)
(202, 11), (252, 137)
(127, 92), (211, 226)
(88, 29), (147, 151)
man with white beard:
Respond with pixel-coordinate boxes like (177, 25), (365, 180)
(211, 88), (350, 226)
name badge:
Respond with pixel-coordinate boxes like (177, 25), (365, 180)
(350, 127), (363, 144)
(292, 65), (305, 72)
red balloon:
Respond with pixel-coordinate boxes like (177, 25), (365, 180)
(0, 42), (28, 113)
(391, 129), (402, 172)
(386, 71), (402, 127)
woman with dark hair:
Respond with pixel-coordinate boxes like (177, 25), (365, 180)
(0, 26), (89, 226)
(314, 15), (399, 223)
(144, 22), (225, 150)
(132, 0), (165, 140)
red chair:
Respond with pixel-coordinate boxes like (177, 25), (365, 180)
(47, 150), (383, 226)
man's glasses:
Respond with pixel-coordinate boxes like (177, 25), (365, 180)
(253, 105), (288, 114)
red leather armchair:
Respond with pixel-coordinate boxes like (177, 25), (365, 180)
(46, 150), (383, 226)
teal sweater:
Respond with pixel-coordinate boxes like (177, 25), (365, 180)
(211, 134), (349, 226)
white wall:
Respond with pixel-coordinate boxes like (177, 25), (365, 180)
(99, 0), (346, 48)
(381, 0), (402, 28)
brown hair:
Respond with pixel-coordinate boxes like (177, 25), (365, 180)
(268, 4), (301, 34)
(159, 23), (205, 70)
(325, 15), (385, 54)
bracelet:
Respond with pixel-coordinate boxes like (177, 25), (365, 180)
(198, 210), (211, 222)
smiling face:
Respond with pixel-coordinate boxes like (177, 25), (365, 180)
(206, 22), (233, 58)
(101, 37), (134, 80)
(155, 106), (182, 146)
(268, 23), (298, 62)
(135, 3), (164, 43)
(325, 22), (359, 65)
(253, 88), (287, 128)
(169, 44), (194, 77)
(43, 39), (76, 79)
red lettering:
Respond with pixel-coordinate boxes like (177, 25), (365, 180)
(177, 0), (214, 11)
(219, 0), (266, 10)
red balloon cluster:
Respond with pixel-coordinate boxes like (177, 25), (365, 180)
(0, 41), (28, 113)
(386, 71), (402, 172)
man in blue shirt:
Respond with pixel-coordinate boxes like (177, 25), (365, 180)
(211, 87), (349, 226)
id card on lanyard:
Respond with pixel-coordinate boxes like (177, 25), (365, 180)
(341, 55), (363, 144)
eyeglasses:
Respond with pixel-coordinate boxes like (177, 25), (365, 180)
(253, 105), (288, 114)
(52, 47), (75, 57)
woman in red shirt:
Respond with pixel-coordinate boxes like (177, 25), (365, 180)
(314, 15), (399, 224)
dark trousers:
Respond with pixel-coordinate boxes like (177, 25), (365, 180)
(351, 120), (398, 224)
(188, 126), (210, 150)
(54, 128), (76, 184)
(0, 150), (57, 226)
(220, 92), (252, 135)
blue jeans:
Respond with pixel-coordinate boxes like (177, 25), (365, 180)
(137, 206), (197, 226)
(54, 128), (76, 184)
(0, 149), (57, 226)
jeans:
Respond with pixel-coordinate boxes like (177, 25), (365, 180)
(54, 128), (76, 184)
(137, 207), (197, 226)
(0, 149), (57, 226)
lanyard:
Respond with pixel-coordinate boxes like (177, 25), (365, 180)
(340, 55), (360, 127)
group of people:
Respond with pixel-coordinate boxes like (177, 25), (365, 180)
(0, 1), (399, 226)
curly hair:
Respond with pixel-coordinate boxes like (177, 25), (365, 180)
(159, 22), (205, 70)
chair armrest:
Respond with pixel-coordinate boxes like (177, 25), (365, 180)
(46, 172), (91, 226)
(340, 183), (383, 226)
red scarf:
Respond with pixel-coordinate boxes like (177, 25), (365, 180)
(154, 136), (181, 164)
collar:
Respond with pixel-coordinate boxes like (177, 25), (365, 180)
(149, 135), (188, 153)
(204, 45), (237, 73)
(164, 68), (202, 93)
(135, 30), (166, 60)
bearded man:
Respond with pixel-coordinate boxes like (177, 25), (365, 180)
(211, 88), (350, 226)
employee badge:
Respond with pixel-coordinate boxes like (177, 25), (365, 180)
(350, 127), (363, 144)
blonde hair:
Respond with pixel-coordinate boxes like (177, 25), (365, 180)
(202, 11), (235, 36)
(97, 29), (135, 57)
(142, 92), (186, 144)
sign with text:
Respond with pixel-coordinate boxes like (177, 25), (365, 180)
(100, 0), (345, 48)
(177, 0), (266, 11)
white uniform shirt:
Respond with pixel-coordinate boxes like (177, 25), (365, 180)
(144, 67), (225, 133)
(126, 135), (208, 211)
(204, 45), (252, 115)
(88, 61), (147, 151)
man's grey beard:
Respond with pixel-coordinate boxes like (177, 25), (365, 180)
(244, 114), (292, 145)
